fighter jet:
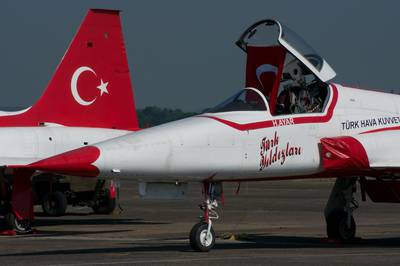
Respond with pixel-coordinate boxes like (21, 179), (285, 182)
(13, 19), (400, 252)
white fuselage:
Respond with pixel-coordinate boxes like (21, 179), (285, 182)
(80, 84), (400, 182)
(0, 127), (130, 166)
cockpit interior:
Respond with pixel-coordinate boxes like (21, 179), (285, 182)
(274, 53), (329, 115)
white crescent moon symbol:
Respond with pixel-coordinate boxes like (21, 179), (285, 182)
(71, 66), (97, 106)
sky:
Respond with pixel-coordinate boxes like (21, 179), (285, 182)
(0, 1), (399, 111)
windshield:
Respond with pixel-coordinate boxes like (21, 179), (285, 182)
(208, 88), (268, 113)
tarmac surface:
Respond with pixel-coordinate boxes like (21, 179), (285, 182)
(1, 178), (400, 265)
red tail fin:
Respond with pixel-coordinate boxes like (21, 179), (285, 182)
(0, 9), (139, 130)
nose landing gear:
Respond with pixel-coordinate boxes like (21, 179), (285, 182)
(189, 182), (221, 252)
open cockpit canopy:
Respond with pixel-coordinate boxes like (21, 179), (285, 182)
(234, 19), (334, 115)
(236, 19), (336, 82)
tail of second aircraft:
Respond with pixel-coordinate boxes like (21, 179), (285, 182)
(0, 9), (139, 130)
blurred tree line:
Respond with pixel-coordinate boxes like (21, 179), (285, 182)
(1, 105), (197, 128)
(137, 106), (198, 128)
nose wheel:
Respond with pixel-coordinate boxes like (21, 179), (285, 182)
(190, 222), (216, 252)
(189, 182), (221, 252)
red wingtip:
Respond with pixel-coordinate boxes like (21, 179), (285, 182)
(24, 146), (101, 177)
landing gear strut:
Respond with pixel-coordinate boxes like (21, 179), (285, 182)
(324, 177), (358, 241)
(189, 182), (221, 252)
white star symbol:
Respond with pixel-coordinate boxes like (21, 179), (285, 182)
(97, 79), (109, 96)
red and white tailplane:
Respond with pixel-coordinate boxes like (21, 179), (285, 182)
(0, 9), (139, 130)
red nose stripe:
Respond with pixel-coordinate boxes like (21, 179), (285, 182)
(25, 146), (100, 177)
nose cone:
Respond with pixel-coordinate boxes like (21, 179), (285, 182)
(23, 146), (101, 177)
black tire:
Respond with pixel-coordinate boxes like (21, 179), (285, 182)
(92, 191), (116, 214)
(189, 222), (216, 252)
(4, 213), (32, 234)
(326, 211), (356, 241)
(42, 191), (68, 217)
